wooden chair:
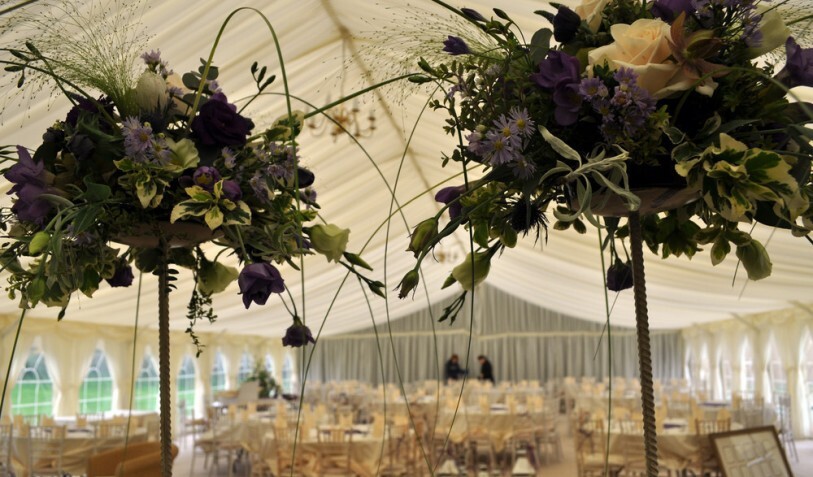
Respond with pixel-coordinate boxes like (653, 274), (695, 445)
(694, 418), (731, 435)
(273, 424), (310, 477)
(317, 427), (355, 475)
(574, 418), (624, 477)
(87, 441), (178, 477)
(0, 424), (12, 477)
(25, 425), (66, 477)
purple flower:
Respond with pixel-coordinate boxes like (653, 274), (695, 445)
(65, 95), (114, 128)
(122, 117), (153, 159)
(435, 185), (465, 219)
(511, 155), (536, 180)
(508, 107), (535, 138)
(461, 7), (486, 22)
(282, 318), (315, 347)
(193, 166), (221, 191)
(485, 131), (515, 165)
(106, 261), (134, 288)
(191, 93), (254, 147)
(221, 180), (242, 201)
(222, 148), (237, 169)
(140, 49), (162, 65)
(579, 77), (608, 100)
(493, 115), (521, 149)
(552, 83), (582, 126)
(606, 260), (633, 291)
(650, 0), (696, 22)
(783, 37), (813, 88)
(296, 167), (315, 188)
(531, 51), (580, 89)
(238, 262), (285, 309)
(4, 146), (52, 225)
(552, 6), (581, 43)
(443, 36), (470, 55)
(466, 129), (489, 156)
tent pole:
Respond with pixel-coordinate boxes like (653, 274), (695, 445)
(158, 238), (173, 477)
(628, 211), (659, 477)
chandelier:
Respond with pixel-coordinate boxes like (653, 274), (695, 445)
(306, 34), (376, 141)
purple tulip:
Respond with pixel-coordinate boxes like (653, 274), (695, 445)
(221, 180), (242, 201)
(783, 37), (813, 88)
(238, 262), (285, 309)
(531, 51), (581, 89)
(443, 36), (471, 55)
(106, 261), (134, 288)
(282, 318), (316, 347)
(193, 166), (221, 191)
(191, 93), (254, 147)
(650, 0), (695, 23)
(435, 185), (465, 219)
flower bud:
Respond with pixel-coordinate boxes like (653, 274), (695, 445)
(451, 251), (491, 291)
(606, 259), (633, 291)
(308, 224), (350, 262)
(397, 269), (420, 299)
(407, 219), (438, 257)
(134, 71), (169, 113)
(28, 231), (50, 255)
(198, 260), (238, 295)
(553, 6), (581, 43)
(746, 7), (790, 58)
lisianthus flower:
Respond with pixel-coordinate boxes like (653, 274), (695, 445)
(435, 185), (465, 219)
(238, 262), (285, 309)
(606, 259), (633, 291)
(443, 36), (470, 55)
(781, 37), (813, 88)
(531, 51), (580, 89)
(282, 317), (316, 347)
(650, 0), (695, 23)
(552, 83), (583, 126)
(106, 261), (134, 288)
(191, 92), (254, 147)
(221, 180), (242, 201)
(552, 6), (581, 43)
(461, 8), (486, 22)
(4, 146), (52, 225)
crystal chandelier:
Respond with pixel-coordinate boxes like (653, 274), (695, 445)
(306, 35), (376, 141)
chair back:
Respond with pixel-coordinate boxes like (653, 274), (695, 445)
(695, 418), (731, 435)
(319, 427), (351, 443)
(0, 424), (12, 477)
(26, 425), (66, 476)
(618, 419), (644, 434)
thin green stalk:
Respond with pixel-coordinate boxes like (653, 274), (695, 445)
(0, 309), (26, 420)
(123, 271), (143, 456)
(0, 0), (39, 17)
(597, 227), (613, 476)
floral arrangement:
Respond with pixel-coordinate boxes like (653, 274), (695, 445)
(398, 0), (813, 317)
(0, 14), (382, 349)
(245, 361), (281, 398)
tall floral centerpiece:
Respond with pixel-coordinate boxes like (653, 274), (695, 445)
(399, 0), (813, 473)
(0, 5), (380, 475)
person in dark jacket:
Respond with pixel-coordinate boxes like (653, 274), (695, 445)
(444, 354), (465, 381)
(478, 355), (494, 383)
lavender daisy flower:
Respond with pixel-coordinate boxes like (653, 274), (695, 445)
(122, 117), (153, 158)
(511, 155), (536, 180)
(466, 129), (490, 156)
(493, 115), (522, 149)
(250, 171), (271, 201)
(485, 131), (515, 165)
(222, 148), (237, 169)
(508, 107), (535, 138)
(579, 77), (608, 100)
(140, 49), (162, 65)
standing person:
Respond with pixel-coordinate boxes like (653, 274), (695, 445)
(444, 354), (465, 381)
(478, 355), (494, 384)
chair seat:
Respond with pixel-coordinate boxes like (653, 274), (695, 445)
(582, 453), (625, 468)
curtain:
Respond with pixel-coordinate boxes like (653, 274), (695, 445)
(306, 285), (685, 385)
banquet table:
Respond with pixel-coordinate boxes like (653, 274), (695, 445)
(434, 406), (548, 452)
(11, 427), (148, 477)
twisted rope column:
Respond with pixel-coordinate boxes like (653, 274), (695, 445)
(157, 239), (173, 477)
(628, 211), (659, 477)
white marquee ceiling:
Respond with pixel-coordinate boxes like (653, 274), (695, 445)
(0, 0), (811, 339)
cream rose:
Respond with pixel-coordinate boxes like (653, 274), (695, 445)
(134, 71), (169, 113)
(575, 0), (610, 32)
(588, 18), (688, 97)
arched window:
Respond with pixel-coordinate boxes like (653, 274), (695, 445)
(265, 354), (276, 378)
(11, 349), (53, 418)
(211, 352), (227, 394)
(282, 355), (295, 394)
(79, 349), (114, 414)
(742, 340), (756, 394)
(134, 356), (159, 411)
(177, 356), (196, 417)
(768, 343), (787, 395)
(237, 352), (254, 384)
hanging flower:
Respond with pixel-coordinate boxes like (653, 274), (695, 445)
(282, 317), (316, 347)
(238, 262), (285, 309)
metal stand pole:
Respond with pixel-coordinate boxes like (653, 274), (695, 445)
(628, 211), (659, 477)
(157, 240), (173, 477)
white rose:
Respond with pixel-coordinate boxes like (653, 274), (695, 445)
(575, 0), (610, 32)
(588, 18), (685, 97)
(134, 71), (169, 113)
